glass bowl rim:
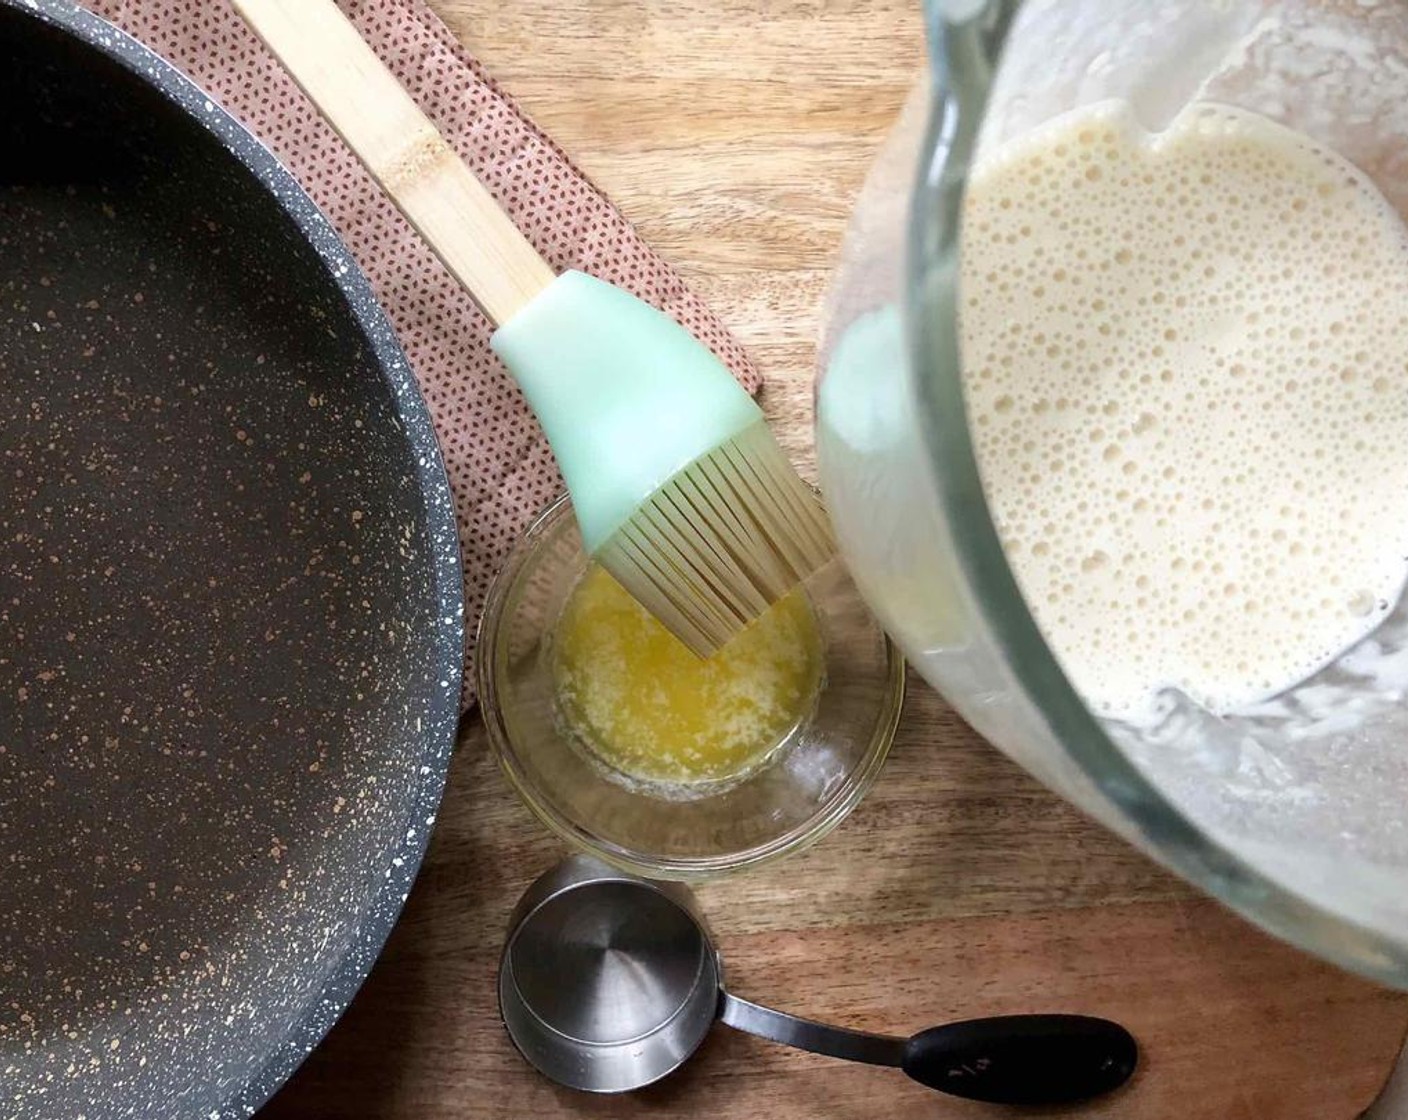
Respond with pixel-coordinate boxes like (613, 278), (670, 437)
(911, 0), (1408, 988)
(476, 493), (907, 881)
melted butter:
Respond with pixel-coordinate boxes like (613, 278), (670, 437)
(552, 565), (823, 786)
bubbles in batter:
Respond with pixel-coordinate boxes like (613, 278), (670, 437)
(961, 100), (1408, 719)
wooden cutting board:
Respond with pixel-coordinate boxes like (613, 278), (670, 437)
(264, 718), (1408, 1120)
(262, 2), (1408, 1116)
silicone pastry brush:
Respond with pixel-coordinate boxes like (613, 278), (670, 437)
(234, 0), (836, 656)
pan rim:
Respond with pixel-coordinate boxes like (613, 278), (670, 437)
(0, 1), (467, 1115)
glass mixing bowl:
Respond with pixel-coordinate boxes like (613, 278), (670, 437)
(817, 0), (1408, 989)
(477, 496), (905, 879)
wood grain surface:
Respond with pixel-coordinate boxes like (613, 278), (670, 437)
(262, 2), (1408, 1117)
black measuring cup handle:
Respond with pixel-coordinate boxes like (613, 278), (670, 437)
(901, 1014), (1138, 1105)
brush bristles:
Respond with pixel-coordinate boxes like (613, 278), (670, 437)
(595, 420), (836, 657)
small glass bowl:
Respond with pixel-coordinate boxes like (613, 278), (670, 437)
(477, 495), (905, 880)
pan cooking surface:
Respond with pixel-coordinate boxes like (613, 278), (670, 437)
(0, 4), (463, 1117)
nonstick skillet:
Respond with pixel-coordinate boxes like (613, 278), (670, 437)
(0, 2), (464, 1116)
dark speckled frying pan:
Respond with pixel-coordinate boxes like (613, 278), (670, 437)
(0, 2), (465, 1116)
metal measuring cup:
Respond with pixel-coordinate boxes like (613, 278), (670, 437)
(498, 856), (1137, 1103)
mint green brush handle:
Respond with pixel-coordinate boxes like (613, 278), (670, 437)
(492, 273), (762, 553)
